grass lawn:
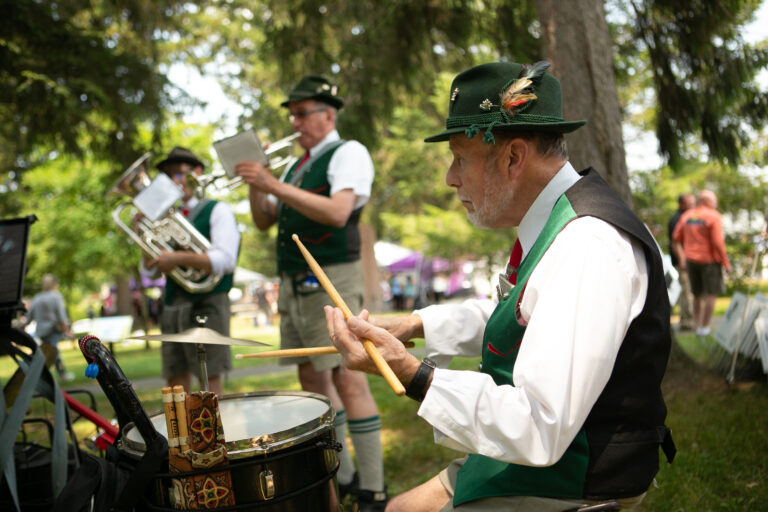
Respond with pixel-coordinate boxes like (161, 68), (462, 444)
(3, 309), (768, 511)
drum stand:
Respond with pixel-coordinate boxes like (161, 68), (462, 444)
(196, 343), (210, 392)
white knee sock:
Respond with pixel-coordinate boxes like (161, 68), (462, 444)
(334, 409), (356, 485)
(348, 415), (384, 492)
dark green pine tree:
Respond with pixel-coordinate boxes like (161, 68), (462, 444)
(628, 0), (768, 170)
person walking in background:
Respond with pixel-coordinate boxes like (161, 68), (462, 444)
(673, 189), (731, 336)
(668, 193), (696, 331)
(26, 274), (74, 382)
(390, 275), (404, 311)
(140, 146), (240, 398)
(236, 75), (388, 510)
(404, 275), (416, 311)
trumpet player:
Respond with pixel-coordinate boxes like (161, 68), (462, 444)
(140, 146), (240, 397)
(235, 76), (388, 511)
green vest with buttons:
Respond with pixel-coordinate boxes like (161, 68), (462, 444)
(276, 142), (364, 275)
(452, 169), (673, 505)
(164, 199), (235, 305)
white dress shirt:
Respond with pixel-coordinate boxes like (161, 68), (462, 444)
(415, 162), (650, 467)
(271, 130), (375, 209)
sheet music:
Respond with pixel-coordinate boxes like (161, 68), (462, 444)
(213, 129), (268, 178)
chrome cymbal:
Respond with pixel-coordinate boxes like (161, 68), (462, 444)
(129, 327), (270, 347)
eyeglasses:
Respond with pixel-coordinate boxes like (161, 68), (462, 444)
(163, 165), (194, 181)
(288, 107), (328, 123)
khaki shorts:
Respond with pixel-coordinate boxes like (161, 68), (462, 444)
(278, 260), (364, 371)
(437, 457), (646, 512)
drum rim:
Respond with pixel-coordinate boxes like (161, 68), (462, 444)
(119, 390), (335, 459)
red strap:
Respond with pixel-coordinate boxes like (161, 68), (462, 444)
(508, 239), (523, 285)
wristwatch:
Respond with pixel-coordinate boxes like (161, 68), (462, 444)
(405, 357), (437, 402)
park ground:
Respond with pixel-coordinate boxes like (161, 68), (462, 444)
(2, 299), (767, 511)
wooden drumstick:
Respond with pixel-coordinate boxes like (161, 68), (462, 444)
(162, 386), (180, 455)
(172, 385), (190, 453)
(291, 233), (406, 396)
(236, 341), (415, 360)
(237, 346), (339, 359)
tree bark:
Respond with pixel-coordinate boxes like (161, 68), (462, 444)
(537, 0), (632, 205)
(359, 223), (384, 313)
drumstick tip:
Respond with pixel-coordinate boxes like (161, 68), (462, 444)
(291, 233), (300, 242)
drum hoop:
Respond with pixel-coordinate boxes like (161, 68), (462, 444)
(119, 390), (335, 459)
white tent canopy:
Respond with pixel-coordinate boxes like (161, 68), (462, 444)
(233, 267), (269, 286)
(374, 241), (417, 267)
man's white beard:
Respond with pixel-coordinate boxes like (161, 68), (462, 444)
(466, 171), (512, 229)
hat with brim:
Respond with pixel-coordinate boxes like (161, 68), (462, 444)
(280, 75), (344, 110)
(156, 146), (205, 171)
(425, 61), (585, 143)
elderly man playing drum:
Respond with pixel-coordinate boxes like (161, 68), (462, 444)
(325, 61), (676, 512)
(235, 76), (388, 511)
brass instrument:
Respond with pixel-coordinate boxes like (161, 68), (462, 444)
(108, 153), (223, 293)
(193, 132), (301, 195)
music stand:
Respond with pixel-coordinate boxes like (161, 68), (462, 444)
(0, 215), (36, 327)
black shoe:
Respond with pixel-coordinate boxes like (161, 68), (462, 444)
(355, 487), (388, 512)
(339, 471), (359, 504)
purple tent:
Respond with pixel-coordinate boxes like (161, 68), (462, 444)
(387, 253), (422, 273)
(387, 254), (451, 274)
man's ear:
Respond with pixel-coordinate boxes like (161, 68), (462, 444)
(503, 138), (528, 179)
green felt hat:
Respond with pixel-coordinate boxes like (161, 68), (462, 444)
(280, 75), (344, 109)
(425, 61), (585, 143)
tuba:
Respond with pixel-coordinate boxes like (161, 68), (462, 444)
(108, 153), (222, 293)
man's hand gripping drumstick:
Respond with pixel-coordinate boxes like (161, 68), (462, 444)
(292, 234), (407, 396)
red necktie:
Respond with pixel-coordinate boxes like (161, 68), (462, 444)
(508, 239), (523, 285)
(297, 151), (310, 169)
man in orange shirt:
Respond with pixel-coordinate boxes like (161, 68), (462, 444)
(672, 190), (731, 336)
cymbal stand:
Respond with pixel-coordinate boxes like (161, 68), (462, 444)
(194, 315), (210, 391)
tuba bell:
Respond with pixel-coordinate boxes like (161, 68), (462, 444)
(108, 152), (222, 293)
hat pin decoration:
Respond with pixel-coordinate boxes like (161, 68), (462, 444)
(480, 60), (551, 115)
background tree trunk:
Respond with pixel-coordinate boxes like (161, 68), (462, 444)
(360, 224), (384, 313)
(537, 0), (632, 205)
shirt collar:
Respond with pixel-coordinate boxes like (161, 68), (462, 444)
(517, 161), (580, 258)
(182, 196), (199, 209)
(308, 130), (340, 157)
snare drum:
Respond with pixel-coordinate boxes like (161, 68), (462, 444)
(120, 391), (340, 511)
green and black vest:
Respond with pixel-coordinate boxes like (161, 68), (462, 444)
(276, 141), (364, 275)
(453, 169), (675, 506)
(164, 199), (235, 305)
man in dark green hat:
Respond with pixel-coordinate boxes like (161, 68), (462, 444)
(236, 75), (388, 510)
(140, 146), (240, 398)
(324, 61), (675, 511)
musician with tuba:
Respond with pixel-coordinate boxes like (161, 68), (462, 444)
(139, 146), (240, 398)
(234, 76), (388, 511)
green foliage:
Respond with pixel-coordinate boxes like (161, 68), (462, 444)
(0, 0), (187, 195)
(618, 0), (768, 170)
